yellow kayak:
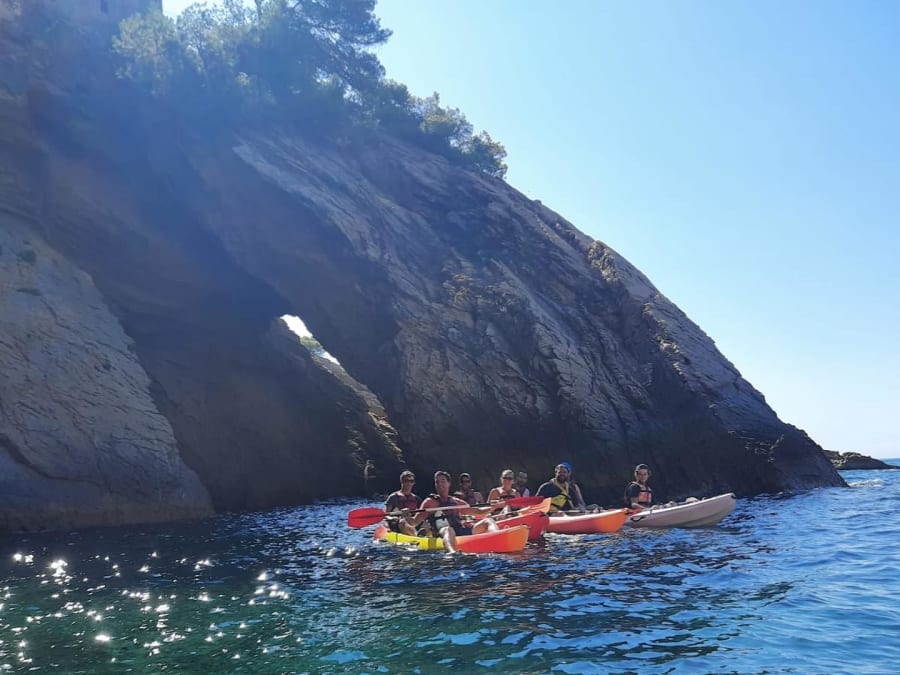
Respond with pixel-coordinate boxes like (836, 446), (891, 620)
(373, 523), (530, 553)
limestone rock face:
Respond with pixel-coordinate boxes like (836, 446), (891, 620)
(0, 4), (843, 530)
(0, 222), (213, 530)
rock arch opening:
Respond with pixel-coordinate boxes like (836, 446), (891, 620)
(281, 314), (338, 364)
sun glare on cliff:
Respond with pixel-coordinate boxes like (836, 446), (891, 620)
(281, 315), (338, 364)
(281, 315), (310, 338)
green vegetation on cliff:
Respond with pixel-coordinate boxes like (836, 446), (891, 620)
(299, 335), (326, 357)
(112, 0), (507, 178)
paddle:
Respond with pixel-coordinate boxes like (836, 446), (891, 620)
(347, 495), (543, 528)
(628, 500), (681, 521)
(552, 505), (613, 516)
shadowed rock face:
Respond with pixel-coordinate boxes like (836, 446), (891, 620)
(0, 5), (843, 530)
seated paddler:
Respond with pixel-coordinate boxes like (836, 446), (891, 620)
(536, 462), (583, 514)
(407, 470), (503, 552)
(384, 470), (421, 535)
(624, 464), (654, 509)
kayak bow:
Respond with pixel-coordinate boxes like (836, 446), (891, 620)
(625, 493), (736, 528)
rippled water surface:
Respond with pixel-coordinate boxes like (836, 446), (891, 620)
(2, 464), (900, 673)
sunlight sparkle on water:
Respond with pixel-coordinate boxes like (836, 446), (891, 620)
(0, 471), (896, 672)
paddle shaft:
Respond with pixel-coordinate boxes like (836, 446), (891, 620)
(347, 495), (542, 528)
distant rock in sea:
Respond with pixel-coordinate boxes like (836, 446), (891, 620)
(824, 450), (897, 470)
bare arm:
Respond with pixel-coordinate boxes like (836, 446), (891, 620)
(571, 483), (586, 509)
(408, 498), (437, 528)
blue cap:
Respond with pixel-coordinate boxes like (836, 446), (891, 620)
(560, 462), (572, 471)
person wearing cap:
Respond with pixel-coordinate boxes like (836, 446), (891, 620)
(487, 469), (521, 503)
(408, 470), (502, 552)
(536, 463), (583, 514)
(624, 464), (654, 509)
(384, 470), (422, 535)
(454, 472), (484, 506)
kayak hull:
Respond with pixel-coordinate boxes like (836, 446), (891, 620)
(545, 508), (628, 534)
(495, 509), (548, 540)
(625, 493), (736, 528)
(373, 523), (530, 553)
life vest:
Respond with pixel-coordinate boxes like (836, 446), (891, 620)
(489, 487), (519, 513)
(541, 479), (574, 513)
(385, 490), (421, 512)
(426, 494), (466, 535)
(625, 481), (653, 507)
(384, 491), (421, 532)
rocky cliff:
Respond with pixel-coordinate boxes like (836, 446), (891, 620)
(0, 2), (844, 530)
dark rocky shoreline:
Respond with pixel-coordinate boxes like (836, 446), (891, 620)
(825, 451), (898, 470)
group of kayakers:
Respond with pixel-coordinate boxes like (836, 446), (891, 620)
(383, 469), (506, 550)
(383, 461), (657, 550)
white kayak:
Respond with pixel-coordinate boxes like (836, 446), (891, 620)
(625, 493), (736, 528)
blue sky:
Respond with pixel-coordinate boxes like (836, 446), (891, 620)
(162, 1), (898, 458)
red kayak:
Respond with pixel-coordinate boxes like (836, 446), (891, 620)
(492, 498), (551, 540)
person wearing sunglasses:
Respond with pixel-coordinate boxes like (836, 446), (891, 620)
(487, 469), (520, 503)
(453, 472), (484, 506)
(383, 470), (422, 535)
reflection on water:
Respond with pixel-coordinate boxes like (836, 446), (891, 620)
(1, 468), (900, 672)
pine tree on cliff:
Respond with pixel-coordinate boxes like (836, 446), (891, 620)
(112, 0), (507, 178)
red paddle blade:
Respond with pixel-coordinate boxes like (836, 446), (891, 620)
(506, 495), (543, 508)
(347, 507), (388, 528)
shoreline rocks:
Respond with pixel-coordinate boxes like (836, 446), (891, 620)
(824, 450), (898, 471)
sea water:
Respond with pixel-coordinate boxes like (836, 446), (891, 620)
(1, 463), (899, 674)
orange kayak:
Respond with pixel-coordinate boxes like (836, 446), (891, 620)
(373, 523), (530, 553)
(545, 508), (628, 534)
